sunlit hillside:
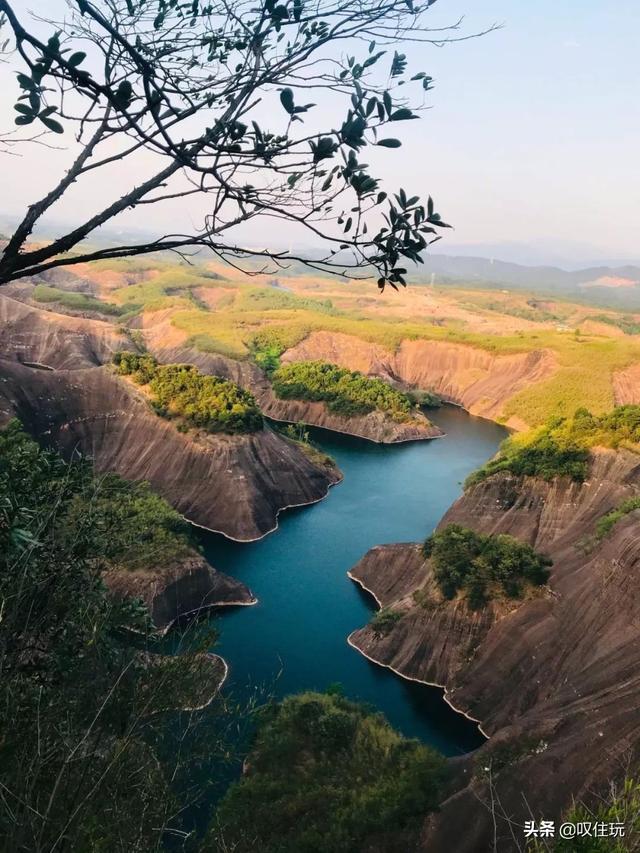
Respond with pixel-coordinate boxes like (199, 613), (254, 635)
(14, 253), (640, 428)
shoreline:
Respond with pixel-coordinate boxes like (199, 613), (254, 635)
(346, 570), (489, 740)
(184, 466), (344, 543)
(346, 632), (489, 740)
(159, 595), (258, 637)
(264, 413), (446, 446)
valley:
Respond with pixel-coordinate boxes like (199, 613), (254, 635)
(3, 252), (640, 851)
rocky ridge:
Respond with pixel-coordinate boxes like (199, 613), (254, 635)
(151, 343), (443, 443)
(348, 449), (640, 851)
(104, 554), (256, 634)
(0, 296), (340, 541)
(282, 329), (557, 427)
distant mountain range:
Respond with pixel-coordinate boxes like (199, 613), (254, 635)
(415, 255), (640, 311)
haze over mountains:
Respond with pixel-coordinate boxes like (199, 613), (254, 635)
(3, 211), (640, 310)
(417, 253), (640, 305)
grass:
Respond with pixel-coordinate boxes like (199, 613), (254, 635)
(232, 285), (339, 315)
(503, 335), (640, 425)
(595, 496), (640, 539)
(169, 304), (640, 428)
(369, 607), (403, 634)
(592, 314), (640, 335)
(69, 255), (640, 429)
(111, 267), (231, 312)
(33, 284), (134, 317)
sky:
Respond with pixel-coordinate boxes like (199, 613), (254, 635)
(1, 0), (639, 266)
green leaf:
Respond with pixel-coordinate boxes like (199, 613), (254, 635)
(68, 51), (86, 68)
(14, 115), (34, 126)
(40, 115), (64, 133)
(390, 108), (415, 121)
(390, 51), (407, 77)
(114, 80), (133, 109)
(363, 51), (385, 69)
(280, 88), (295, 115)
(17, 73), (35, 90)
(377, 138), (401, 148)
(13, 104), (32, 116)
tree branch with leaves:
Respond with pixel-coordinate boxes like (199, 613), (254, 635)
(0, 0), (496, 288)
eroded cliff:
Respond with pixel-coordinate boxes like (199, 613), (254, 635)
(282, 330), (557, 427)
(104, 554), (256, 633)
(151, 343), (443, 443)
(348, 449), (640, 852)
(0, 359), (339, 540)
(0, 293), (126, 369)
(0, 296), (341, 541)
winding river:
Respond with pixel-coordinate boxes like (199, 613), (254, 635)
(199, 405), (507, 756)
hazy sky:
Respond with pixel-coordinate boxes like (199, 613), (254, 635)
(1, 0), (639, 264)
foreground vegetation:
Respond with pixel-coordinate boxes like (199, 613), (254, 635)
(468, 405), (640, 487)
(272, 360), (414, 420)
(531, 778), (640, 852)
(210, 691), (446, 853)
(113, 351), (263, 433)
(0, 422), (226, 851)
(2, 420), (194, 573)
(423, 524), (552, 609)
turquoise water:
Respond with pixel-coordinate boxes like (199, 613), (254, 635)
(198, 405), (507, 756)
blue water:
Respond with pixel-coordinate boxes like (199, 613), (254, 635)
(198, 405), (507, 756)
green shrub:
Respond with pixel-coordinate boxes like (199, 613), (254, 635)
(210, 691), (446, 853)
(596, 496), (640, 539)
(250, 341), (283, 375)
(467, 405), (640, 488)
(370, 606), (403, 634)
(272, 360), (414, 421)
(113, 350), (158, 383)
(406, 389), (442, 408)
(592, 314), (640, 335)
(530, 777), (640, 852)
(1, 420), (193, 573)
(423, 524), (552, 609)
(113, 351), (263, 433)
(0, 421), (227, 850)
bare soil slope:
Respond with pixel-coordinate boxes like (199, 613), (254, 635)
(0, 294), (126, 369)
(0, 297), (340, 541)
(104, 554), (256, 633)
(283, 330), (557, 426)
